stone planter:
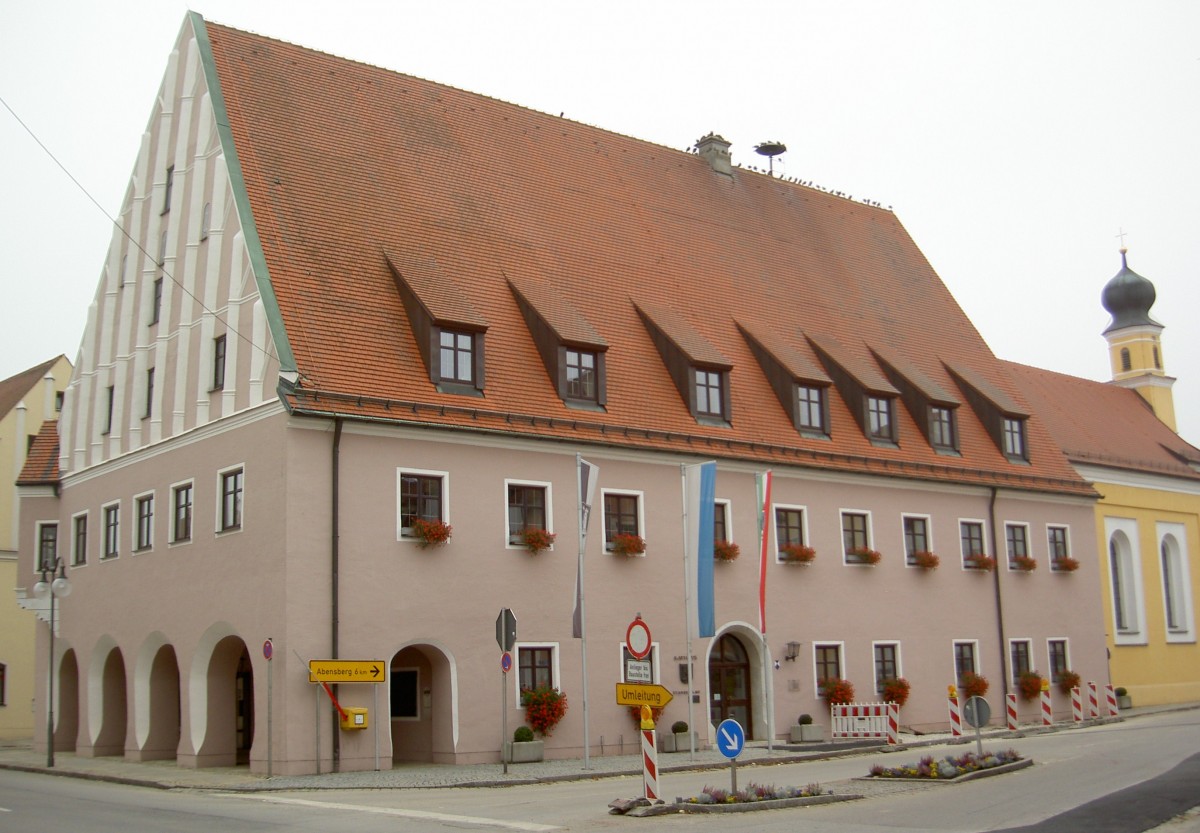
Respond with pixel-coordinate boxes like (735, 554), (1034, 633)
(789, 724), (825, 743)
(659, 731), (698, 753)
(503, 740), (545, 763)
(1117, 694), (1132, 710)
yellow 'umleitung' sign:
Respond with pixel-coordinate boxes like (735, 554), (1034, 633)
(615, 683), (673, 708)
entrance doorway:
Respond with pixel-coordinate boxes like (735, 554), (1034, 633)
(708, 634), (752, 737)
(235, 651), (254, 765)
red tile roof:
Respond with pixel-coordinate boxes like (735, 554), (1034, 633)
(201, 19), (1092, 497)
(1004, 361), (1200, 481)
(17, 420), (59, 486)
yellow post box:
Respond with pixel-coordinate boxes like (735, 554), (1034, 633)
(340, 707), (368, 730)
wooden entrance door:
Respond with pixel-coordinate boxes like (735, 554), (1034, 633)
(708, 634), (752, 737)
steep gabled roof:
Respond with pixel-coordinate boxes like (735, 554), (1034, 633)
(196, 17), (1090, 496)
(1004, 361), (1200, 481)
(0, 356), (60, 420)
(16, 420), (60, 485)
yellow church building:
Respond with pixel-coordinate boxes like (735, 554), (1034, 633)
(1007, 250), (1200, 707)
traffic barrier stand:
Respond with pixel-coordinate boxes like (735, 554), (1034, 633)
(948, 695), (963, 738)
(887, 702), (899, 745)
(1041, 687), (1053, 726)
(641, 729), (659, 801)
(832, 702), (900, 744)
(1105, 684), (1118, 717)
(1071, 686), (1083, 722)
(1006, 693), (1018, 730)
(1087, 681), (1100, 719)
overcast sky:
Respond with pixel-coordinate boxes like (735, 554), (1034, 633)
(2, 1), (1198, 443)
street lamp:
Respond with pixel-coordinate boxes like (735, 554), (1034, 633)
(32, 556), (70, 768)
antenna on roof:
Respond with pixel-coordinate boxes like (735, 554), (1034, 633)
(754, 141), (787, 177)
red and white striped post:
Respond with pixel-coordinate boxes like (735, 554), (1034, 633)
(887, 702), (900, 745)
(641, 728), (659, 800)
(1006, 693), (1018, 730)
(1105, 684), (1119, 717)
(1087, 681), (1100, 719)
(1071, 686), (1083, 723)
(948, 686), (963, 738)
(1040, 681), (1053, 727)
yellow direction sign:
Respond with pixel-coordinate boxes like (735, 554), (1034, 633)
(308, 659), (386, 684)
(615, 683), (674, 708)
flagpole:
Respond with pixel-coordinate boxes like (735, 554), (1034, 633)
(679, 464), (697, 761)
(577, 453), (591, 769)
(757, 471), (775, 752)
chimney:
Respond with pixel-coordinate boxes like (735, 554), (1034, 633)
(696, 133), (732, 176)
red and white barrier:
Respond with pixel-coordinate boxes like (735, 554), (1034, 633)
(948, 696), (963, 738)
(1006, 693), (1018, 730)
(641, 729), (659, 800)
(1071, 686), (1083, 722)
(1087, 681), (1100, 719)
(1041, 687), (1053, 727)
(1105, 684), (1118, 717)
(831, 702), (900, 745)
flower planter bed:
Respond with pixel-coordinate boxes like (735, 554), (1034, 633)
(868, 749), (1027, 781)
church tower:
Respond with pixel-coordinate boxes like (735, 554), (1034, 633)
(1101, 248), (1177, 431)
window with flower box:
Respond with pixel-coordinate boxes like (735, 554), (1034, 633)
(506, 481), (551, 548)
(1047, 639), (1069, 684)
(841, 510), (875, 564)
(1009, 639), (1032, 686)
(953, 640), (979, 684)
(774, 505), (812, 563)
(397, 469), (448, 541)
(960, 520), (988, 568)
(516, 643), (558, 693)
(603, 490), (644, 553)
(814, 643), (843, 686)
(903, 515), (931, 566)
(873, 642), (901, 695)
(1005, 523), (1031, 570)
(1047, 525), (1071, 569)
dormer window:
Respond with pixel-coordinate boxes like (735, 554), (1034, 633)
(439, 330), (475, 384)
(695, 369), (725, 417)
(866, 396), (895, 443)
(1003, 417), (1027, 461)
(797, 385), (827, 435)
(566, 349), (598, 401)
(930, 406), (956, 450)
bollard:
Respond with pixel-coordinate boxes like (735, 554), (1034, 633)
(1071, 686), (1083, 723)
(948, 685), (963, 738)
(1006, 693), (1018, 730)
(1087, 681), (1100, 719)
(887, 702), (899, 745)
(1105, 684), (1118, 717)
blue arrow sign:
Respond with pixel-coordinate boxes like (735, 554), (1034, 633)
(716, 718), (745, 759)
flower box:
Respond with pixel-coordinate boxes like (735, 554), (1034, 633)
(659, 731), (699, 753)
(520, 527), (556, 554)
(503, 740), (544, 763)
(818, 677), (855, 705)
(911, 550), (940, 570)
(610, 533), (646, 557)
(779, 544), (816, 564)
(965, 554), (996, 571)
(789, 723), (826, 743)
(1053, 556), (1080, 572)
(1011, 555), (1038, 572)
(409, 517), (452, 548)
(714, 539), (740, 562)
(846, 546), (882, 565)
(1056, 670), (1081, 696)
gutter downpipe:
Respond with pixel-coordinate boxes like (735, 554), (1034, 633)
(988, 486), (1009, 703)
(332, 417), (343, 772)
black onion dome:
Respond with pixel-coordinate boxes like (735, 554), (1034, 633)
(1102, 249), (1159, 333)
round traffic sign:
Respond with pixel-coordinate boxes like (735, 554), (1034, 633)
(626, 617), (652, 659)
(716, 718), (745, 759)
(963, 695), (991, 728)
(262, 639), (273, 661)
(501, 651), (513, 674)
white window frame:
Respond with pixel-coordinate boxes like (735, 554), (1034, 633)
(601, 488), (645, 553)
(840, 507), (874, 565)
(1158, 522), (1195, 642)
(619, 643), (661, 684)
(390, 666), (421, 722)
(773, 503), (810, 561)
(1046, 637), (1071, 684)
(1047, 523), (1072, 570)
(170, 479), (194, 546)
(396, 467), (450, 542)
(513, 642), (560, 701)
(1008, 637), (1034, 686)
(872, 640), (902, 695)
(70, 511), (88, 568)
(504, 478), (554, 550)
(101, 501), (121, 561)
(901, 513), (933, 567)
(812, 641), (846, 689)
(133, 490), (155, 554)
(959, 518), (989, 569)
(1106, 517), (1146, 645)
(35, 521), (59, 573)
(952, 639), (980, 682)
(1004, 521), (1032, 570)
(714, 498), (732, 543)
(216, 464), (245, 535)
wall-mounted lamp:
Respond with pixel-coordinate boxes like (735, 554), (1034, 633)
(785, 641), (801, 662)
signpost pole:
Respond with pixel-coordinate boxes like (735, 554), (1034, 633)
(373, 684), (379, 771)
(264, 639), (273, 778)
(501, 662), (508, 775)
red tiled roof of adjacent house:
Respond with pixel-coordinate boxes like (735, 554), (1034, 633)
(200, 19), (1092, 496)
(16, 420), (60, 485)
(1004, 361), (1200, 480)
(0, 357), (60, 419)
